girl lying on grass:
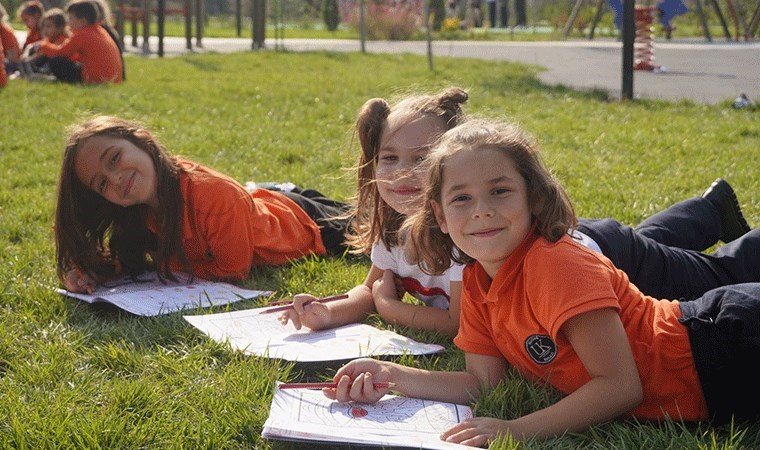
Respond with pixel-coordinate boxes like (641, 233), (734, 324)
(280, 87), (469, 337)
(55, 115), (350, 293)
(323, 118), (760, 445)
(280, 86), (759, 338)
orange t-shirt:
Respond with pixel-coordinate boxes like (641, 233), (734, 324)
(147, 160), (326, 280)
(23, 27), (41, 50)
(0, 39), (6, 88)
(454, 231), (709, 422)
(39, 24), (122, 84)
(0, 22), (20, 59)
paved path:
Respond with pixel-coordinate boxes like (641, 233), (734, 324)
(19, 27), (760, 104)
(125, 36), (759, 105)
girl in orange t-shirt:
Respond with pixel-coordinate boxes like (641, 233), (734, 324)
(17, 0), (44, 51)
(23, 8), (70, 75)
(54, 115), (350, 294)
(0, 39), (7, 87)
(324, 118), (760, 445)
(0, 2), (21, 73)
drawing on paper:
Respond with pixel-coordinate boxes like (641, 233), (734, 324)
(292, 389), (470, 433)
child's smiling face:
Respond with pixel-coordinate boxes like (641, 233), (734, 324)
(433, 147), (533, 278)
(74, 135), (159, 209)
(375, 114), (446, 216)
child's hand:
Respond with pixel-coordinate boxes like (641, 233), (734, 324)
(63, 268), (95, 294)
(440, 417), (509, 447)
(277, 293), (333, 331)
(371, 270), (404, 317)
(323, 358), (393, 404)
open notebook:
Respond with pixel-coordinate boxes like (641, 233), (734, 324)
(184, 306), (445, 362)
(263, 383), (473, 449)
(57, 272), (270, 316)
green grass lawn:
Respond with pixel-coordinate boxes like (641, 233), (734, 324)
(0, 50), (758, 449)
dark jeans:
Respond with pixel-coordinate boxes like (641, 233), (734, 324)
(577, 196), (760, 300)
(680, 283), (760, 424)
(272, 187), (351, 256)
(49, 56), (82, 83)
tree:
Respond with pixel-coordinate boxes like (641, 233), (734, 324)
(323, 0), (341, 31)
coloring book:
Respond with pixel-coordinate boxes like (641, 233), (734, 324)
(262, 383), (473, 449)
(184, 306), (445, 362)
(57, 272), (270, 316)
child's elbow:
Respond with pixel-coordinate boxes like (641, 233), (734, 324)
(622, 376), (644, 412)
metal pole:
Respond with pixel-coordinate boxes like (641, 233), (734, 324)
(621, 0), (634, 100)
(425, 0), (433, 70)
(359, 0), (366, 53)
(185, 0), (192, 49)
(157, 0), (165, 56)
(236, 0), (241, 36)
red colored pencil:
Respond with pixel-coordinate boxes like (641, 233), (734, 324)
(278, 381), (394, 390)
(261, 293), (349, 314)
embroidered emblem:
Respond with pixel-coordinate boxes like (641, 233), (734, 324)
(524, 334), (557, 365)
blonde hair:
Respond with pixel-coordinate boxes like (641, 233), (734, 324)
(405, 118), (577, 275)
(345, 87), (469, 254)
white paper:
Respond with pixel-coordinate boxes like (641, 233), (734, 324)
(56, 272), (270, 316)
(262, 384), (473, 449)
(183, 307), (445, 362)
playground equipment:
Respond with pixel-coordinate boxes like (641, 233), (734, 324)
(565, 0), (760, 41)
(114, 0), (268, 56)
(633, 5), (658, 70)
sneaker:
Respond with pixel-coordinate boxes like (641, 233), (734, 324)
(702, 178), (751, 243)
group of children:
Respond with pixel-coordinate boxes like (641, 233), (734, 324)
(54, 87), (760, 445)
(0, 0), (123, 87)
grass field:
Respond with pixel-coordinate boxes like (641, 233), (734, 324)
(0, 49), (758, 449)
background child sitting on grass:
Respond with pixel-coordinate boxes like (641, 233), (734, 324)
(35, 0), (122, 84)
(0, 39), (6, 88)
(22, 8), (70, 77)
(17, 0), (44, 51)
(0, 3), (21, 75)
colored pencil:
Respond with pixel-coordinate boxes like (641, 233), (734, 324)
(278, 382), (394, 390)
(261, 293), (349, 314)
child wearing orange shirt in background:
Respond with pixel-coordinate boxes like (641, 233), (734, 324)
(23, 8), (70, 77)
(17, 1), (44, 52)
(0, 3), (21, 75)
(0, 39), (7, 88)
(37, 0), (122, 84)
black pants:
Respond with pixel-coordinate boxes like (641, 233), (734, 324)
(270, 187), (351, 256)
(49, 56), (82, 83)
(680, 283), (760, 424)
(577, 196), (760, 300)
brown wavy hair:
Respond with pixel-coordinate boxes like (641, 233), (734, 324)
(405, 118), (578, 275)
(345, 87), (469, 254)
(55, 116), (190, 285)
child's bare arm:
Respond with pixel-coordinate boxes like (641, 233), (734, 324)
(324, 354), (498, 405)
(373, 273), (461, 336)
(442, 308), (642, 445)
(278, 265), (385, 331)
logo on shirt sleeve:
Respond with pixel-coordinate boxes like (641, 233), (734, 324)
(524, 334), (557, 365)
